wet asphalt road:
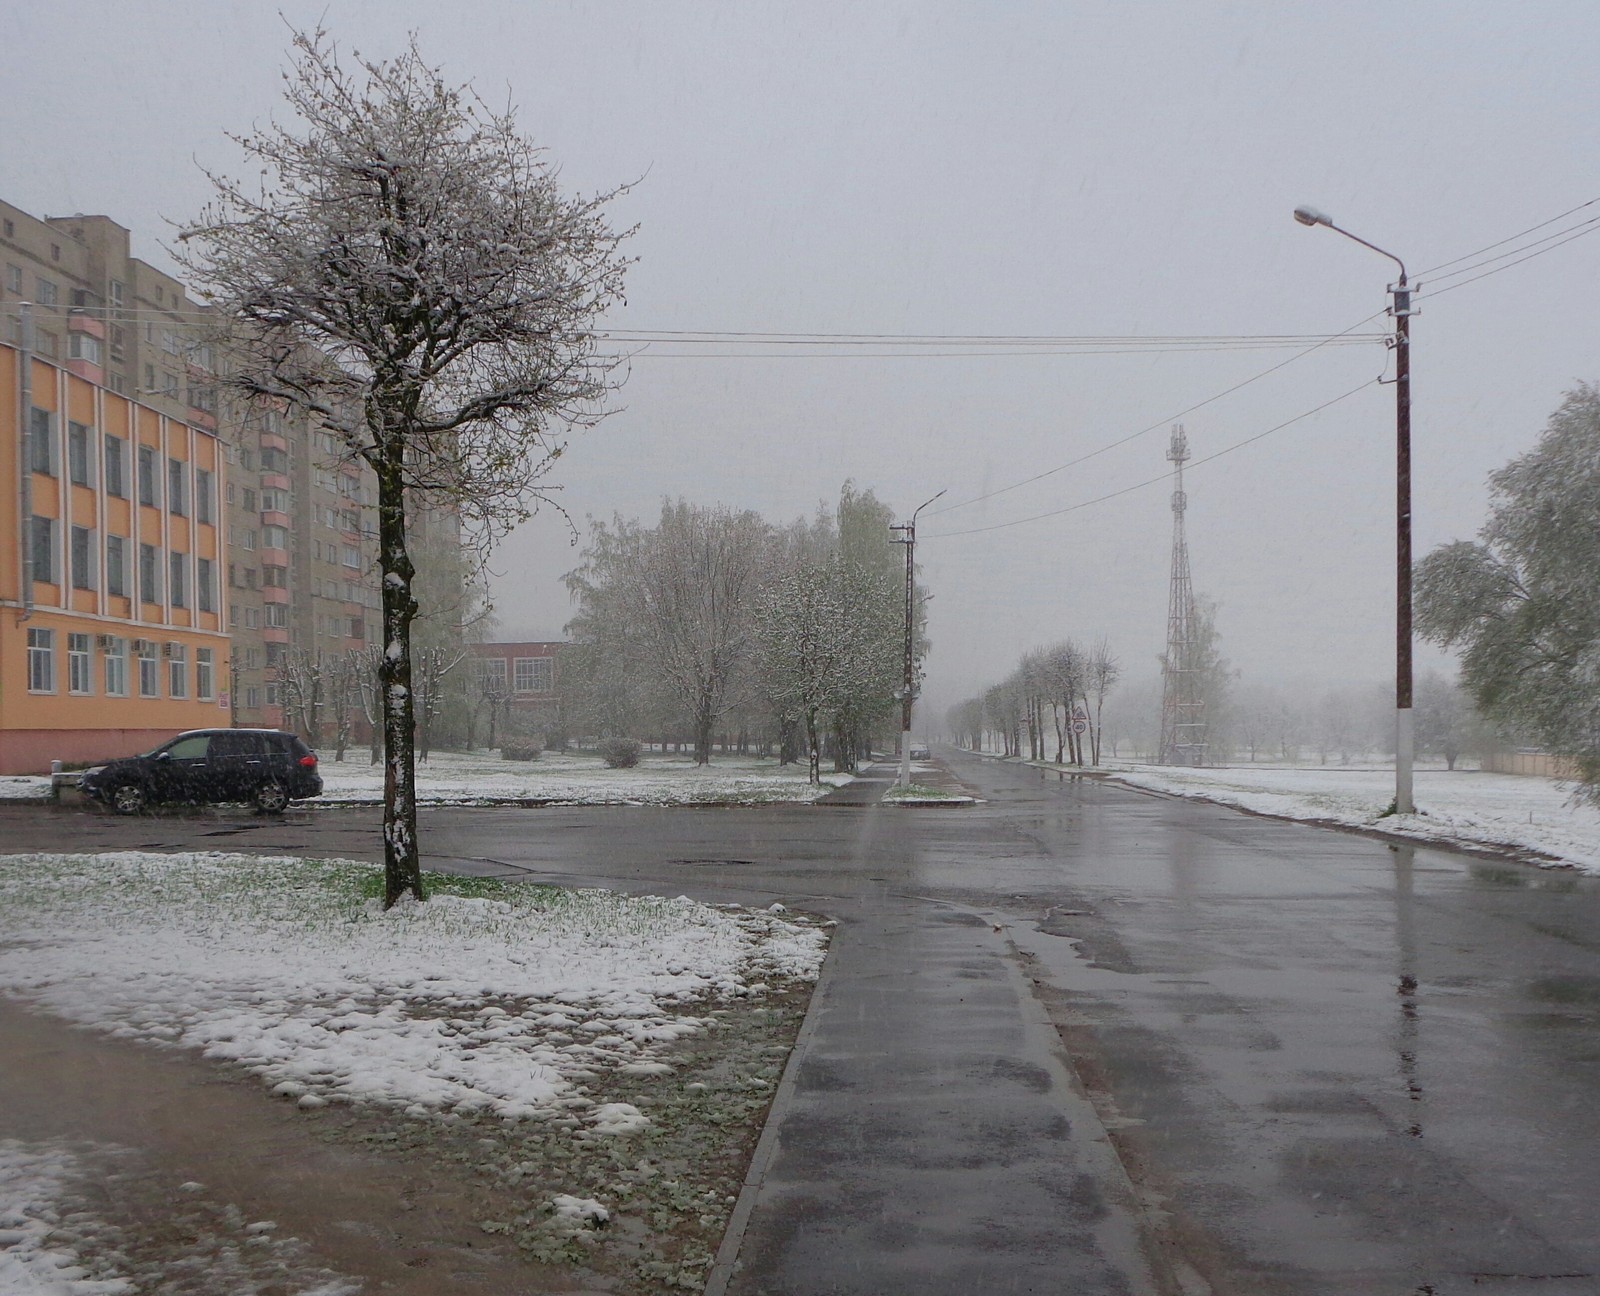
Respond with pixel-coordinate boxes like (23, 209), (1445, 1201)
(7, 751), (1600, 1295)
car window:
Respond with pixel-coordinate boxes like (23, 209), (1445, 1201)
(211, 733), (265, 757)
(166, 735), (210, 760)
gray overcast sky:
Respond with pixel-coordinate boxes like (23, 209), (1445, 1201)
(6, 1), (1598, 714)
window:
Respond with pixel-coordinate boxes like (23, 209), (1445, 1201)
(262, 525), (288, 550)
(104, 435), (125, 497)
(242, 529), (257, 551)
(70, 525), (95, 590)
(143, 364), (155, 391)
(35, 277), (57, 307)
(265, 683), (281, 708)
(139, 543), (160, 604)
(138, 445), (159, 507)
(197, 558), (215, 612)
(35, 330), (56, 359)
(245, 686), (261, 710)
(263, 565), (288, 588)
(260, 488), (289, 513)
(68, 332), (102, 365)
(27, 629), (55, 692)
(67, 633), (92, 694)
(109, 279), (125, 309)
(245, 567), (258, 590)
(161, 329), (180, 356)
(514, 657), (554, 693)
(169, 552), (187, 607)
(482, 658), (508, 695)
(230, 605), (238, 628)
(29, 516), (54, 584)
(137, 643), (159, 697)
(4, 263), (20, 293)
(239, 448), (254, 471)
(347, 617), (365, 640)
(260, 446), (288, 474)
(196, 648), (214, 700)
(163, 371), (178, 398)
(167, 458), (186, 515)
(195, 468), (214, 524)
(106, 535), (126, 597)
(104, 638), (127, 696)
(265, 643), (285, 667)
(68, 423), (93, 486)
(265, 603), (288, 629)
(244, 607), (261, 629)
(242, 487), (258, 512)
(108, 326), (125, 362)
(342, 544), (361, 569)
(29, 407), (54, 476)
(168, 644), (188, 698)
(108, 373), (128, 395)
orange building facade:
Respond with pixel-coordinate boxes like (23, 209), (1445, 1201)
(2, 341), (230, 773)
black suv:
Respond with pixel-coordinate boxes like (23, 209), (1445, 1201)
(80, 729), (324, 815)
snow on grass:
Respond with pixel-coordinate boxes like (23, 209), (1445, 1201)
(0, 1139), (131, 1295)
(0, 853), (827, 1128)
(312, 748), (850, 806)
(1097, 762), (1600, 873)
(880, 783), (977, 805)
(0, 1138), (357, 1296)
(0, 777), (49, 802)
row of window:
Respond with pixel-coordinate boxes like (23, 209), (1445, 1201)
(28, 517), (216, 612)
(25, 628), (216, 701)
(28, 410), (215, 521)
(477, 657), (556, 694)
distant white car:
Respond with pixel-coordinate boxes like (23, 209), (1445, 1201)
(909, 744), (931, 760)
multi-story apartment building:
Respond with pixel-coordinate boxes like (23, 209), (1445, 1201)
(1, 339), (229, 772)
(2, 198), (384, 761)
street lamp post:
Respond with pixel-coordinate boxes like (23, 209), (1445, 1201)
(889, 490), (945, 788)
(1294, 205), (1415, 815)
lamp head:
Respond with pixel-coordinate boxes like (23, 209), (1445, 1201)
(1294, 205), (1333, 228)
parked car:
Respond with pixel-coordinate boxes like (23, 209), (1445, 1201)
(79, 729), (323, 815)
(910, 743), (931, 760)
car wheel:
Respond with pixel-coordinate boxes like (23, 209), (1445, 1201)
(110, 783), (148, 815)
(254, 781), (290, 814)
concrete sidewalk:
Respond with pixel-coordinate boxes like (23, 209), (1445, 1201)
(713, 899), (1156, 1296)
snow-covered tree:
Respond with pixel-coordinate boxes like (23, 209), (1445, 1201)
(567, 502), (771, 764)
(1416, 384), (1600, 801)
(177, 30), (630, 904)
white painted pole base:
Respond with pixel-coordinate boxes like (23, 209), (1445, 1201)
(1395, 705), (1415, 815)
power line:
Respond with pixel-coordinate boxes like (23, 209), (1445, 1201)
(1421, 213), (1600, 290)
(926, 311), (1386, 517)
(1417, 194), (1600, 277)
(606, 337), (1383, 360)
(1419, 220), (1600, 300)
(923, 376), (1378, 541)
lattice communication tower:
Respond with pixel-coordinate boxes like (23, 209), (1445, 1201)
(1158, 425), (1207, 765)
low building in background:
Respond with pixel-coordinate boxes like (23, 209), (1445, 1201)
(471, 641), (565, 743)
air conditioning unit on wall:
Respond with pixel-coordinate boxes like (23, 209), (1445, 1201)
(95, 635), (115, 651)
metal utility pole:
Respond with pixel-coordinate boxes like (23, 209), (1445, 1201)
(1158, 426), (1206, 765)
(1294, 206), (1415, 814)
(889, 490), (945, 787)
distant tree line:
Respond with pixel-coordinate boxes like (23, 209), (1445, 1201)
(561, 484), (922, 782)
(947, 639), (1121, 765)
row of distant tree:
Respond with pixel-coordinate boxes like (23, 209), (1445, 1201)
(946, 640), (1122, 765)
(560, 485), (922, 783)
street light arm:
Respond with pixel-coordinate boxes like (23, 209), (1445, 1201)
(1326, 222), (1407, 280)
(910, 488), (948, 526)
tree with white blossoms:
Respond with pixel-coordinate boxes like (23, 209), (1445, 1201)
(757, 550), (901, 785)
(177, 30), (630, 905)
(1416, 383), (1600, 802)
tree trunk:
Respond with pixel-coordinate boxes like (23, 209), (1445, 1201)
(805, 709), (821, 785)
(694, 704), (714, 765)
(376, 446), (423, 908)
